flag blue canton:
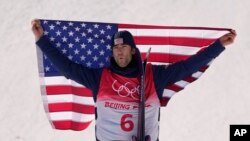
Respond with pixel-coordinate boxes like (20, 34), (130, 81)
(41, 20), (118, 74)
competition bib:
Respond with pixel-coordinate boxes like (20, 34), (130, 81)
(96, 67), (160, 141)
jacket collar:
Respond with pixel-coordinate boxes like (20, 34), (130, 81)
(109, 56), (139, 78)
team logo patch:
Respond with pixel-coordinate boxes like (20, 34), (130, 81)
(114, 38), (123, 45)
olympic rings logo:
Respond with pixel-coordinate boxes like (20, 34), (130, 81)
(112, 80), (140, 100)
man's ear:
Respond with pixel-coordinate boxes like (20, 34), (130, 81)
(132, 48), (136, 55)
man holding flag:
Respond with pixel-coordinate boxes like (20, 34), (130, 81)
(32, 19), (236, 141)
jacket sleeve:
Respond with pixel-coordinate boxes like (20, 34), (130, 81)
(152, 40), (225, 99)
(36, 35), (102, 90)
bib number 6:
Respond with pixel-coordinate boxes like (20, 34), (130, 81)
(120, 114), (134, 132)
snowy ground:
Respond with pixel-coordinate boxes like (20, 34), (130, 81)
(0, 0), (250, 141)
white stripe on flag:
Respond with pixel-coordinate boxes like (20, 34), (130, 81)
(174, 80), (190, 88)
(49, 111), (95, 122)
(119, 28), (229, 38)
(44, 94), (95, 105)
(45, 76), (84, 87)
(137, 45), (201, 55)
(151, 62), (170, 66)
(192, 71), (203, 78)
(162, 89), (176, 98)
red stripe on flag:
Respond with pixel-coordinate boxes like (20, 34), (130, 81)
(160, 97), (171, 107)
(166, 84), (184, 92)
(46, 85), (92, 97)
(48, 103), (95, 114)
(200, 66), (209, 72)
(183, 76), (197, 83)
(134, 36), (215, 47)
(52, 120), (92, 131)
(118, 24), (231, 31)
(141, 53), (190, 63)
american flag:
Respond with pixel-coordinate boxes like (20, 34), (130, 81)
(36, 19), (230, 131)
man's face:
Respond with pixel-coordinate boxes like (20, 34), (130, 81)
(112, 44), (135, 68)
